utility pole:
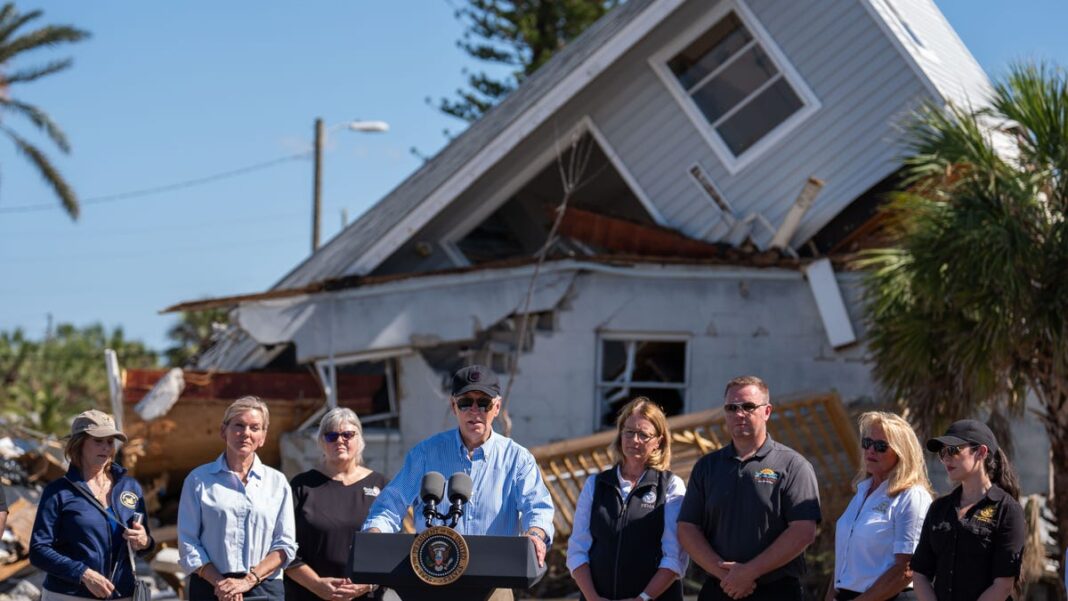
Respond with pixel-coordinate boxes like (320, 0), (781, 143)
(312, 117), (324, 253)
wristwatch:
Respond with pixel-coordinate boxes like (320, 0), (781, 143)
(639, 593), (653, 601)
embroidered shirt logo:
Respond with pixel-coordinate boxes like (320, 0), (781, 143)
(640, 490), (657, 505)
(119, 491), (139, 509)
(975, 505), (996, 524)
(872, 500), (891, 514)
(753, 468), (781, 484)
(364, 486), (381, 497)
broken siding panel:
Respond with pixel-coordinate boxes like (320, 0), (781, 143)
(717, 0), (929, 245)
(755, 66), (921, 229)
(588, 1), (729, 232)
(586, 0), (937, 249)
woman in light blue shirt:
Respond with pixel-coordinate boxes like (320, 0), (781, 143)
(178, 396), (296, 601)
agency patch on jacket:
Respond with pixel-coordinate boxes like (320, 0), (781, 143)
(753, 468), (781, 484)
(120, 491), (139, 508)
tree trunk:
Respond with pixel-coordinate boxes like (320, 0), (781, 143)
(1046, 401), (1068, 599)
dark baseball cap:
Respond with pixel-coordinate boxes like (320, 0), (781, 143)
(451, 365), (500, 397)
(926, 419), (999, 454)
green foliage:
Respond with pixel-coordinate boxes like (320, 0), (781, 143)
(163, 309), (229, 368)
(0, 3), (89, 219)
(858, 63), (1068, 435)
(0, 324), (156, 434)
(439, 0), (618, 122)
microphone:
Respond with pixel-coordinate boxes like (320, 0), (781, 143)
(445, 472), (473, 527)
(420, 472), (446, 527)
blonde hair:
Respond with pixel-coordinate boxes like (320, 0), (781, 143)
(609, 397), (672, 471)
(852, 411), (933, 497)
(223, 396), (270, 429)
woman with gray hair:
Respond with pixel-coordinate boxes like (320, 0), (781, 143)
(285, 407), (387, 601)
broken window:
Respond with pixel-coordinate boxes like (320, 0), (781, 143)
(456, 133), (656, 264)
(319, 358), (399, 431)
(597, 337), (687, 427)
(666, 11), (807, 156)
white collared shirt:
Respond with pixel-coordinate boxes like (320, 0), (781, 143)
(177, 454), (297, 578)
(566, 466), (688, 576)
(834, 479), (932, 592)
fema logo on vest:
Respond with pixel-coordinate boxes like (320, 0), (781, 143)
(640, 489), (657, 509)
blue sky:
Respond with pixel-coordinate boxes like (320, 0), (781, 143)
(1, 1), (1066, 353)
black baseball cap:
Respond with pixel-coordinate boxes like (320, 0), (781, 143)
(926, 419), (999, 454)
(451, 365), (500, 397)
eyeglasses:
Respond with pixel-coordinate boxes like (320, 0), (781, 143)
(861, 437), (891, 453)
(724, 402), (769, 414)
(622, 429), (657, 443)
(455, 396), (494, 412)
(323, 431), (358, 443)
(938, 444), (975, 460)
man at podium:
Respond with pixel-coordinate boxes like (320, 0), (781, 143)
(363, 365), (555, 599)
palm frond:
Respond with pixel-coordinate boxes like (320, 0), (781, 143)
(0, 24), (89, 64)
(2, 58), (71, 85)
(0, 97), (70, 152)
(0, 5), (41, 45)
(2, 125), (77, 219)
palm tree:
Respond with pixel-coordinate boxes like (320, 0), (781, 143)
(0, 3), (88, 219)
(859, 62), (1068, 585)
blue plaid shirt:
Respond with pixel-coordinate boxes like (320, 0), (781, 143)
(364, 429), (554, 543)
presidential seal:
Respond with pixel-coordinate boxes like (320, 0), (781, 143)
(410, 526), (469, 586)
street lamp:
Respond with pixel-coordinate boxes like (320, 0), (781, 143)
(312, 117), (389, 252)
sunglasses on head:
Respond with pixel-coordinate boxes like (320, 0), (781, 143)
(456, 396), (494, 412)
(938, 443), (976, 460)
(861, 437), (890, 453)
(322, 431), (358, 443)
(724, 402), (768, 414)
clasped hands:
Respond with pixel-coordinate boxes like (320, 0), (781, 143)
(717, 561), (758, 599)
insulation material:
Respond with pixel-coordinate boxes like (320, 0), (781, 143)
(134, 368), (185, 421)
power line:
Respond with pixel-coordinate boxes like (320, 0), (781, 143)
(0, 152), (311, 214)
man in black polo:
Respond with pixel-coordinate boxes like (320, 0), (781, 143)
(678, 376), (821, 601)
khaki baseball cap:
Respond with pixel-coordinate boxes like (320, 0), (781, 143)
(70, 409), (128, 442)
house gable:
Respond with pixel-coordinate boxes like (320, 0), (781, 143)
(261, 0), (990, 294)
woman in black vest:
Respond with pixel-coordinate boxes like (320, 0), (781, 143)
(567, 397), (688, 601)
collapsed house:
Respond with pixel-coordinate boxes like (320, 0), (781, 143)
(154, 0), (1050, 496)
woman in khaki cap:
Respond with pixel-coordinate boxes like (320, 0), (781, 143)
(30, 409), (154, 600)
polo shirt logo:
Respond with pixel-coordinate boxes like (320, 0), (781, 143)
(364, 486), (381, 497)
(119, 491), (139, 508)
(975, 505), (996, 524)
(872, 500), (891, 514)
(753, 468), (781, 484)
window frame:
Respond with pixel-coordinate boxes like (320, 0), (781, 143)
(314, 349), (404, 432)
(649, 0), (821, 174)
(594, 332), (691, 429)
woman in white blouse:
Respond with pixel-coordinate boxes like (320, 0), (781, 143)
(827, 411), (933, 601)
(567, 397), (688, 601)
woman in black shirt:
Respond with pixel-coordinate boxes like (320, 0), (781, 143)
(911, 419), (1026, 601)
(285, 407), (388, 600)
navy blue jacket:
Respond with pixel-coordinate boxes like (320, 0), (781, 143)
(30, 464), (154, 598)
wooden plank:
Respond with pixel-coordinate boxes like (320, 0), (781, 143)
(531, 392), (857, 545)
